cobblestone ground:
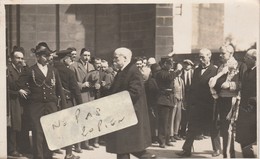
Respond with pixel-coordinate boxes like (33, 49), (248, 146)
(7, 137), (258, 159)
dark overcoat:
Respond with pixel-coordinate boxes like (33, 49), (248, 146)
(189, 64), (217, 125)
(7, 64), (24, 131)
(106, 62), (152, 154)
(54, 61), (83, 106)
(236, 67), (256, 145)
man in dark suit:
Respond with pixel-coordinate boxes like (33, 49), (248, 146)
(105, 47), (155, 159)
(177, 48), (221, 157)
(17, 42), (67, 159)
(236, 49), (257, 158)
(7, 46), (26, 157)
(53, 50), (83, 159)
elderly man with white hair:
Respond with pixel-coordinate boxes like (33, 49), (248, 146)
(236, 49), (257, 158)
(209, 44), (247, 158)
(105, 47), (155, 159)
(177, 48), (221, 157)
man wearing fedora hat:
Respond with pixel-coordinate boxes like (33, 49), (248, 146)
(17, 42), (67, 159)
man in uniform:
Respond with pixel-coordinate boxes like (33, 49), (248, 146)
(17, 42), (67, 159)
(156, 56), (176, 148)
(177, 48), (221, 157)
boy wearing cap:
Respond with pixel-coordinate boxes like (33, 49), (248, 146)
(17, 42), (67, 159)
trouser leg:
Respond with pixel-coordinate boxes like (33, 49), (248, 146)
(241, 143), (255, 158)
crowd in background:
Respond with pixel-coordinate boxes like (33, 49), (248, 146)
(6, 42), (257, 159)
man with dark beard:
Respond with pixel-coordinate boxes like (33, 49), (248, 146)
(7, 46), (26, 157)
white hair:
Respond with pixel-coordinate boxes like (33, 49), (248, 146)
(114, 47), (132, 62)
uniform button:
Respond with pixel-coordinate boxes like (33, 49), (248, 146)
(50, 93), (52, 94)
(44, 97), (46, 99)
(43, 87), (45, 90)
(43, 92), (46, 94)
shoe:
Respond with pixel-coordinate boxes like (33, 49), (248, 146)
(195, 135), (203, 140)
(159, 144), (165, 148)
(173, 135), (182, 140)
(53, 149), (63, 154)
(138, 151), (156, 158)
(74, 147), (82, 153)
(212, 150), (221, 157)
(9, 151), (23, 157)
(176, 150), (191, 157)
(93, 143), (100, 148)
(82, 145), (94, 150)
(64, 154), (80, 159)
(170, 136), (176, 142)
(166, 142), (174, 146)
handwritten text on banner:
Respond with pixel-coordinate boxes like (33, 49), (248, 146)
(40, 91), (138, 150)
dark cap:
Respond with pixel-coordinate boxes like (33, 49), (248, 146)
(56, 49), (72, 59)
(160, 56), (173, 64)
(31, 42), (55, 56)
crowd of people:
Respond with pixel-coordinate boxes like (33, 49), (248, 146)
(6, 42), (257, 159)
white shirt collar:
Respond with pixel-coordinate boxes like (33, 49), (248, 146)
(120, 61), (130, 71)
(37, 62), (48, 76)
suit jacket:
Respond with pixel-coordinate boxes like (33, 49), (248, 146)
(7, 63), (24, 130)
(69, 60), (95, 103)
(17, 64), (67, 109)
(54, 61), (83, 106)
(190, 64), (217, 107)
(106, 62), (152, 154)
(236, 67), (256, 145)
(189, 64), (217, 123)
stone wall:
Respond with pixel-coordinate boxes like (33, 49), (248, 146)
(155, 4), (173, 61)
(120, 4), (156, 59)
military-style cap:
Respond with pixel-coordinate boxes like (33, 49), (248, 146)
(160, 56), (173, 64)
(56, 49), (72, 59)
(31, 42), (56, 56)
(183, 59), (194, 66)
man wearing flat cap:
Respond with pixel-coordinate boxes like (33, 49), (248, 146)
(52, 49), (83, 159)
(17, 42), (67, 159)
(179, 59), (194, 139)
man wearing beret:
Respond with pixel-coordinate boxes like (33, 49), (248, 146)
(17, 42), (67, 159)
(52, 50), (83, 159)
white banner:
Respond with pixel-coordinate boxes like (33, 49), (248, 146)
(40, 91), (138, 150)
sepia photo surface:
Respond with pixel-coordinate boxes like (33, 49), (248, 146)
(1, 0), (259, 158)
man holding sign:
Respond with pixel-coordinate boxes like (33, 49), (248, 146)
(106, 47), (155, 159)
